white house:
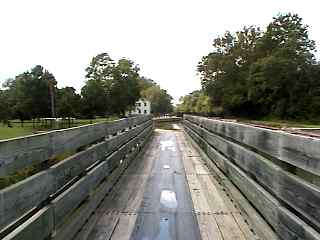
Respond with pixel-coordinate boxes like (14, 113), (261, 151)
(128, 99), (151, 115)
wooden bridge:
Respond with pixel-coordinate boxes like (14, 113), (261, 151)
(0, 115), (319, 239)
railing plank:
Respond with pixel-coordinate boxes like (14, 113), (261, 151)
(185, 120), (320, 230)
(184, 122), (320, 240)
(52, 127), (152, 240)
(0, 117), (152, 235)
(52, 161), (108, 228)
(0, 171), (54, 231)
(73, 124), (153, 240)
(184, 115), (320, 177)
(0, 116), (151, 176)
(3, 207), (53, 240)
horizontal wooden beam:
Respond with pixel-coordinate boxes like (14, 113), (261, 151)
(0, 115), (152, 176)
(184, 115), (320, 177)
(184, 120), (320, 231)
(0, 118), (153, 238)
(184, 120), (320, 240)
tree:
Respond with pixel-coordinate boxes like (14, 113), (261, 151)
(109, 58), (141, 116)
(56, 87), (82, 117)
(3, 65), (57, 120)
(176, 93), (196, 113)
(141, 85), (173, 114)
(0, 89), (11, 121)
(176, 90), (212, 115)
(82, 53), (115, 117)
(139, 77), (156, 90)
(85, 53), (115, 83)
(247, 56), (298, 117)
(198, 26), (262, 116)
(198, 13), (320, 119)
(82, 53), (142, 117)
(258, 13), (316, 64)
(81, 79), (109, 118)
(247, 13), (318, 118)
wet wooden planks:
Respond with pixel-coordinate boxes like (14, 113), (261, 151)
(177, 132), (258, 240)
(82, 128), (260, 240)
(76, 134), (159, 240)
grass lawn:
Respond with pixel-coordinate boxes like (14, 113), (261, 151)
(0, 126), (34, 140)
(0, 116), (120, 141)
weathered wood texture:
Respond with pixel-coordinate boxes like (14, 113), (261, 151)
(0, 115), (153, 240)
(183, 115), (320, 240)
(184, 115), (320, 177)
(184, 131), (278, 240)
(3, 207), (54, 240)
(53, 129), (152, 240)
(0, 115), (150, 176)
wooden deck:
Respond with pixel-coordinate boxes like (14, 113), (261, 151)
(78, 128), (259, 240)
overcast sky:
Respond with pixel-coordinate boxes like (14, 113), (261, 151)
(0, 0), (319, 104)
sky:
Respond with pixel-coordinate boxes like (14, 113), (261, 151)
(0, 0), (319, 104)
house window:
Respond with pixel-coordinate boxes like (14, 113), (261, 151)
(144, 102), (147, 106)
(138, 109), (141, 114)
(144, 110), (147, 114)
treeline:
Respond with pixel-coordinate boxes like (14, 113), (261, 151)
(177, 90), (212, 115)
(0, 53), (173, 121)
(178, 13), (320, 120)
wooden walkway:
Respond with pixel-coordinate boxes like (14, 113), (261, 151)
(77, 128), (259, 240)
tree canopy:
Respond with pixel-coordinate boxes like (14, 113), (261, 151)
(141, 85), (173, 115)
(2, 65), (57, 120)
(193, 13), (320, 119)
(56, 87), (82, 117)
(176, 90), (212, 115)
(110, 59), (141, 115)
(1, 52), (173, 121)
(82, 53), (142, 117)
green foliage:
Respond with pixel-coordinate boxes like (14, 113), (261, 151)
(82, 53), (114, 117)
(0, 53), (172, 121)
(0, 90), (10, 121)
(81, 76), (110, 118)
(3, 65), (57, 120)
(176, 90), (212, 115)
(141, 85), (173, 114)
(197, 13), (320, 119)
(0, 52), (166, 121)
(56, 87), (82, 117)
(136, 76), (173, 115)
(110, 58), (141, 116)
(139, 77), (157, 90)
(82, 53), (142, 117)
(260, 13), (316, 64)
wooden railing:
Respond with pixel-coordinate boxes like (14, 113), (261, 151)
(0, 115), (153, 240)
(183, 114), (320, 240)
